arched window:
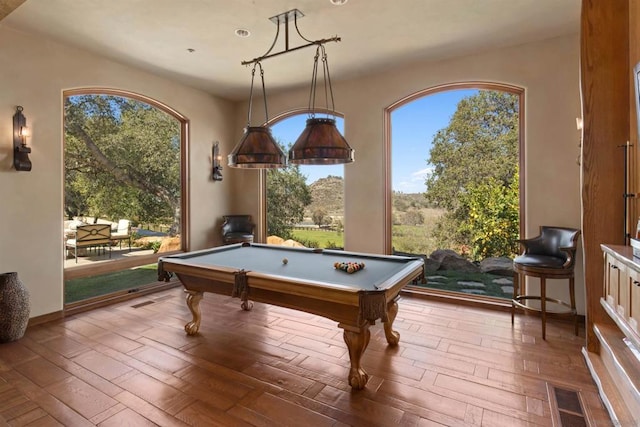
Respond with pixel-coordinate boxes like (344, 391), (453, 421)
(387, 83), (524, 302)
(63, 89), (187, 309)
(265, 112), (346, 249)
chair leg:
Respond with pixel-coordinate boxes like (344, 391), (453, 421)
(570, 276), (578, 336)
(511, 272), (518, 325)
(540, 278), (547, 340)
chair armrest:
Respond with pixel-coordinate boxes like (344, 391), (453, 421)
(515, 236), (544, 253)
(558, 245), (577, 268)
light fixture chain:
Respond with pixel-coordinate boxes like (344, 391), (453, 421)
(322, 45), (336, 119)
(308, 46), (321, 118)
(322, 45), (336, 117)
(246, 64), (257, 126)
(259, 62), (270, 123)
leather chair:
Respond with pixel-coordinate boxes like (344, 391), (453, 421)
(221, 215), (255, 244)
(512, 226), (581, 340)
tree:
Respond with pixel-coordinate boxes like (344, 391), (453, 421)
(64, 95), (181, 234)
(266, 149), (312, 239)
(425, 90), (519, 253)
(402, 209), (424, 226)
(312, 209), (326, 226)
(460, 170), (520, 260)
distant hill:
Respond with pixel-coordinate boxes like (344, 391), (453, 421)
(304, 176), (431, 221)
(306, 175), (344, 217)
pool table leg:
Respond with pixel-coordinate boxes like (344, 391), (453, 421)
(341, 323), (371, 389)
(383, 299), (400, 346)
(184, 290), (203, 335)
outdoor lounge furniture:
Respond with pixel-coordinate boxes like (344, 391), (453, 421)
(512, 225), (581, 340)
(65, 223), (112, 263)
(221, 215), (255, 244)
(111, 219), (132, 250)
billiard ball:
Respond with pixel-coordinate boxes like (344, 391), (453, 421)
(282, 258), (288, 265)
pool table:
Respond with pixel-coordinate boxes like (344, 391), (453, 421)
(158, 243), (424, 389)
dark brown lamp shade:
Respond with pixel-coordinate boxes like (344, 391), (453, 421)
(288, 118), (354, 165)
(228, 126), (287, 168)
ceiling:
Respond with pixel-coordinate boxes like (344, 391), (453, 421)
(1, 0), (581, 101)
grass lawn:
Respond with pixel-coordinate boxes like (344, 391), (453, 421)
(291, 229), (343, 248)
(65, 264), (159, 304)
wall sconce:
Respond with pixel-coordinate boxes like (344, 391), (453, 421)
(212, 141), (223, 181)
(13, 106), (32, 171)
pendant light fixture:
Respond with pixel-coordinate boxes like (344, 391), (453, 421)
(235, 8), (353, 167)
(228, 61), (286, 168)
(289, 44), (354, 165)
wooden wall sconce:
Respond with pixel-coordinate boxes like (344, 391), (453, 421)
(212, 141), (223, 181)
(13, 106), (32, 171)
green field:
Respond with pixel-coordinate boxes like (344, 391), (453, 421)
(291, 229), (343, 248)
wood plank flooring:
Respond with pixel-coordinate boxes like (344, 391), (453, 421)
(0, 288), (613, 426)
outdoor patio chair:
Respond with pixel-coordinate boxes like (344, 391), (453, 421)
(65, 223), (112, 263)
(111, 219), (132, 251)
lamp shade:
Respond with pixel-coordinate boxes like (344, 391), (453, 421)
(228, 126), (287, 168)
(288, 118), (354, 165)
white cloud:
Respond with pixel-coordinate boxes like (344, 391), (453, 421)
(411, 167), (433, 181)
(393, 166), (434, 193)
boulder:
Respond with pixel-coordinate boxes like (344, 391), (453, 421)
(423, 257), (441, 273)
(281, 239), (306, 248)
(430, 249), (480, 273)
(267, 235), (285, 245)
(158, 236), (181, 252)
(480, 257), (514, 276)
(266, 236), (305, 248)
(429, 249), (460, 263)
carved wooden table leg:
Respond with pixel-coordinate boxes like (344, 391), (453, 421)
(341, 323), (371, 389)
(184, 290), (203, 335)
(383, 299), (400, 346)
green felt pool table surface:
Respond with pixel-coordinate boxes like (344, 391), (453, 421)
(160, 243), (422, 291)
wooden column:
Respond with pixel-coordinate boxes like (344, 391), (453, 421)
(581, 0), (630, 352)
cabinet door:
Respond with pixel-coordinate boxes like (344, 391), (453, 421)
(629, 269), (640, 333)
(605, 254), (624, 308)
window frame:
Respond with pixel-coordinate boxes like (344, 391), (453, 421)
(384, 82), (524, 307)
(62, 88), (189, 309)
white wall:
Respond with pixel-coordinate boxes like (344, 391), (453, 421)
(0, 26), (237, 317)
(236, 34), (585, 313)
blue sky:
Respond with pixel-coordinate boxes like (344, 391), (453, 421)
(271, 88), (477, 193)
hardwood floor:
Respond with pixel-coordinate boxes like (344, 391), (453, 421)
(0, 288), (613, 426)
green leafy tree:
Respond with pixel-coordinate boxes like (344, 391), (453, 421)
(64, 95), (181, 234)
(460, 170), (520, 260)
(425, 90), (519, 253)
(266, 147), (312, 239)
(312, 209), (327, 226)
